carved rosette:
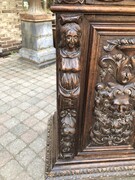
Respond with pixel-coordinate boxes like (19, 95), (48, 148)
(90, 38), (135, 146)
(58, 15), (82, 159)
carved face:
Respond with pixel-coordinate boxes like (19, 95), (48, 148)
(65, 30), (79, 50)
(113, 95), (130, 113)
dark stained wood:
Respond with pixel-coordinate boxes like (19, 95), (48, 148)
(45, 1), (135, 179)
(51, 5), (135, 14)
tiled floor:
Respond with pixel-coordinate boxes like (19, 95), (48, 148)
(0, 54), (56, 180)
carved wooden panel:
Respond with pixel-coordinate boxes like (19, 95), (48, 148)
(90, 41), (135, 146)
(58, 14), (82, 159)
(83, 22), (135, 151)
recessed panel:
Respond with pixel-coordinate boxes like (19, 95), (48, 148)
(85, 23), (135, 152)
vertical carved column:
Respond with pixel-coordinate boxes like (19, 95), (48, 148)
(58, 15), (82, 159)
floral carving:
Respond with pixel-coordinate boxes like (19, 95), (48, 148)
(60, 109), (76, 159)
(90, 82), (135, 146)
(58, 16), (82, 159)
(99, 54), (135, 84)
(90, 38), (135, 146)
(57, 0), (84, 4)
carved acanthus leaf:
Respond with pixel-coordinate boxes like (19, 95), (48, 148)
(99, 54), (135, 84)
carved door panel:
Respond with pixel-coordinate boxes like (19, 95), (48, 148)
(82, 22), (135, 160)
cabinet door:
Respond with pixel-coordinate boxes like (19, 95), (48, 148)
(82, 21), (135, 161)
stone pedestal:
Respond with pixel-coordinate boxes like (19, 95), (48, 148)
(19, 20), (56, 68)
(19, 0), (56, 68)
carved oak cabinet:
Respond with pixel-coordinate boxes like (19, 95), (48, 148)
(46, 0), (135, 179)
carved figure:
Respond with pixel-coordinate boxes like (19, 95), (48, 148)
(59, 23), (81, 97)
(58, 20), (82, 159)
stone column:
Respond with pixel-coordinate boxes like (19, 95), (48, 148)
(19, 0), (56, 68)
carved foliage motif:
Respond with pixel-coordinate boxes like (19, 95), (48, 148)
(56, 0), (84, 4)
(104, 38), (135, 52)
(59, 15), (81, 159)
(90, 38), (135, 146)
(60, 109), (77, 159)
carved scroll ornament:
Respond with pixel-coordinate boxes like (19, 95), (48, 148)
(90, 38), (135, 146)
(104, 38), (135, 52)
(58, 16), (82, 159)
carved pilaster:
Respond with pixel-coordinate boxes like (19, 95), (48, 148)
(90, 38), (135, 146)
(58, 15), (82, 159)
